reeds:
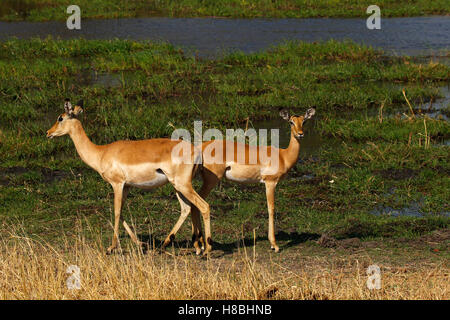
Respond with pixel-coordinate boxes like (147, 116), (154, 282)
(402, 88), (415, 119)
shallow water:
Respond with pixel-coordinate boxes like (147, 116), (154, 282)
(371, 203), (450, 218)
(382, 84), (450, 121)
(417, 84), (450, 111)
(336, 82), (450, 121)
(1, 16), (449, 58)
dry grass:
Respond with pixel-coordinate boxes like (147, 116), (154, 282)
(0, 224), (448, 300)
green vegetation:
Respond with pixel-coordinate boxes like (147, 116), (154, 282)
(0, 38), (449, 257)
(0, 0), (449, 21)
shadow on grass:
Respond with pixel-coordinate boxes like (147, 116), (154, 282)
(126, 231), (321, 256)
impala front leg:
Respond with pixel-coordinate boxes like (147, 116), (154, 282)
(265, 180), (279, 252)
(107, 182), (125, 254)
(120, 186), (148, 251)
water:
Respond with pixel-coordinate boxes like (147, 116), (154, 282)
(336, 82), (450, 121)
(417, 84), (450, 111)
(379, 83), (450, 121)
(371, 203), (450, 218)
(389, 84), (450, 121)
(76, 69), (124, 88)
(1, 16), (449, 58)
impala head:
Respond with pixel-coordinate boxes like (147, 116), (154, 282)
(46, 99), (84, 139)
(280, 107), (316, 140)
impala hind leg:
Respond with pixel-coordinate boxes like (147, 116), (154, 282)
(265, 180), (279, 252)
(122, 220), (148, 252)
(162, 192), (192, 251)
(191, 169), (219, 254)
(190, 205), (203, 255)
(174, 184), (212, 255)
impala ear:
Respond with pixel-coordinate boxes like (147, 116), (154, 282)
(279, 108), (290, 121)
(73, 105), (83, 116)
(72, 99), (84, 116)
(304, 108), (316, 121)
(64, 98), (73, 115)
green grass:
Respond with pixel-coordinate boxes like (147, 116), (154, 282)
(0, 38), (449, 254)
(0, 0), (449, 21)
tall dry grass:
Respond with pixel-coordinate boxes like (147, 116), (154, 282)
(0, 224), (448, 300)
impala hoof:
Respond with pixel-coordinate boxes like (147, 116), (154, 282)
(271, 245), (280, 253)
(138, 242), (150, 254)
(106, 246), (117, 255)
(162, 234), (175, 248)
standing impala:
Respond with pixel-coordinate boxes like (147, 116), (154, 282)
(46, 99), (211, 255)
(191, 108), (315, 253)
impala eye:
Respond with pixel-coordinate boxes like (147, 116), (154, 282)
(289, 120), (294, 125)
(58, 116), (63, 122)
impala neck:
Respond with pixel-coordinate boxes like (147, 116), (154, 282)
(282, 129), (301, 171)
(69, 120), (103, 172)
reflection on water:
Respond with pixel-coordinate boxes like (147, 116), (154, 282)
(76, 69), (123, 88)
(1, 17), (449, 58)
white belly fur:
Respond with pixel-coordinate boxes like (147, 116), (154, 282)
(225, 168), (261, 184)
(127, 171), (168, 189)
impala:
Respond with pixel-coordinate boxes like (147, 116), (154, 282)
(46, 99), (211, 255)
(190, 108), (316, 252)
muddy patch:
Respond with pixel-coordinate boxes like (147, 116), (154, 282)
(374, 168), (417, 180)
(317, 234), (362, 249)
(316, 228), (449, 250)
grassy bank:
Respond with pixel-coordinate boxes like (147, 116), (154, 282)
(0, 0), (449, 21)
(0, 39), (449, 298)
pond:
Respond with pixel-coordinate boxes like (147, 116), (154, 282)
(1, 16), (449, 58)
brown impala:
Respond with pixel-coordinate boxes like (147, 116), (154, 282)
(46, 99), (211, 255)
(190, 108), (316, 253)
